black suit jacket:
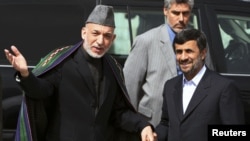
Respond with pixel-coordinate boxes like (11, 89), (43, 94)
(18, 42), (148, 141)
(156, 68), (245, 141)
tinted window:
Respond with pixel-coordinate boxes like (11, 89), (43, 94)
(217, 14), (250, 74)
(108, 7), (164, 55)
(109, 9), (132, 55)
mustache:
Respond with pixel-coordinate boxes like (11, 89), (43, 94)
(175, 23), (185, 27)
(93, 45), (104, 48)
(179, 59), (189, 64)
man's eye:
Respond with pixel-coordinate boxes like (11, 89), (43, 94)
(172, 11), (180, 15)
(104, 34), (113, 39)
(176, 50), (182, 54)
(186, 50), (193, 53)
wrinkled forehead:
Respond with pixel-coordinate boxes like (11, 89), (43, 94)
(86, 23), (115, 32)
(168, 2), (192, 11)
(165, 0), (194, 9)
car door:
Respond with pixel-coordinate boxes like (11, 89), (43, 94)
(193, 2), (250, 124)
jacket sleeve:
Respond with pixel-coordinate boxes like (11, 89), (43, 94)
(16, 66), (61, 100)
(111, 86), (151, 133)
(123, 35), (148, 109)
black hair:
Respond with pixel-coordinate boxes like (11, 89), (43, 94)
(173, 28), (207, 51)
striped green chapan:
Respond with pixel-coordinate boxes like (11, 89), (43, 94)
(15, 97), (32, 141)
(14, 42), (82, 141)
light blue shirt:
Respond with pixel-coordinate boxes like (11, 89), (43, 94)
(182, 65), (207, 113)
(166, 24), (176, 43)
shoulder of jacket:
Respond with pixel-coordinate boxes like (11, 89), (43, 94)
(134, 24), (166, 43)
(32, 45), (74, 76)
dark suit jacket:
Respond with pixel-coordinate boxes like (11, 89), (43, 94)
(18, 42), (148, 141)
(156, 68), (245, 141)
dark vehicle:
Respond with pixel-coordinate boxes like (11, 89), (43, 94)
(1, 0), (250, 140)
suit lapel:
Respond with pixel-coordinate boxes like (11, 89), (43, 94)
(159, 24), (177, 75)
(182, 70), (211, 119)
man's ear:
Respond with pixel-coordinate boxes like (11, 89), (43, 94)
(81, 27), (86, 39)
(201, 48), (207, 60)
(163, 7), (169, 17)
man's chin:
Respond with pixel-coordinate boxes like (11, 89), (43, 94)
(174, 28), (184, 33)
(89, 52), (104, 58)
(173, 26), (186, 32)
(180, 67), (190, 73)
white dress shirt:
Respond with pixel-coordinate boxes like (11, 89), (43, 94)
(182, 65), (206, 114)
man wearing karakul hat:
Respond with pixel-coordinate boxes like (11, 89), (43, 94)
(4, 5), (157, 141)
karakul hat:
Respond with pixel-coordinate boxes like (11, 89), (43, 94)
(86, 5), (115, 28)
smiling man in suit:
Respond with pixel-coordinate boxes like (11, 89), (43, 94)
(156, 28), (245, 141)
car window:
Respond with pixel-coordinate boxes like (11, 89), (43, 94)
(217, 14), (250, 74)
(109, 7), (164, 55)
(109, 10), (134, 55)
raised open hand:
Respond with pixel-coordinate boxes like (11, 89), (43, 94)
(4, 45), (29, 77)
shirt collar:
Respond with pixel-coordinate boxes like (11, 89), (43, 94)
(183, 65), (207, 86)
(166, 24), (176, 43)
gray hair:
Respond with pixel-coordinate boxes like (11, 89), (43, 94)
(164, 0), (194, 9)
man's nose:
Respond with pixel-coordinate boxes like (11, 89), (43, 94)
(97, 35), (104, 45)
(180, 52), (188, 60)
(179, 13), (184, 22)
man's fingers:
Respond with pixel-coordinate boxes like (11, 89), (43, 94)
(144, 133), (157, 141)
(153, 132), (157, 141)
(4, 45), (21, 65)
(4, 49), (10, 58)
(11, 45), (21, 56)
(4, 45), (19, 57)
(4, 49), (13, 62)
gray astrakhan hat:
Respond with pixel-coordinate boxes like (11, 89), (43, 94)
(86, 5), (115, 28)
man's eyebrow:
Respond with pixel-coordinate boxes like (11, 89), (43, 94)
(172, 10), (189, 13)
